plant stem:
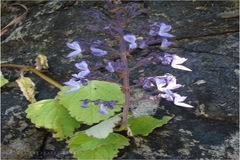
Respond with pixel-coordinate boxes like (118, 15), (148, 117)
(115, 11), (130, 127)
(1, 64), (63, 89)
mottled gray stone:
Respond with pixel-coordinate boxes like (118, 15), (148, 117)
(1, 1), (239, 159)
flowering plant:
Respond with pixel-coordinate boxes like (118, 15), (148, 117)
(1, 1), (193, 159)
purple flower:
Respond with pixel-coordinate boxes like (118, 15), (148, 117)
(149, 23), (174, 38)
(109, 100), (118, 105)
(66, 41), (82, 58)
(160, 89), (174, 101)
(153, 74), (181, 92)
(106, 103), (114, 110)
(73, 61), (90, 78)
(94, 99), (101, 105)
(138, 40), (148, 49)
(143, 79), (154, 89)
(158, 23), (174, 38)
(90, 46), (107, 56)
(161, 38), (172, 48)
(72, 72), (88, 79)
(98, 103), (108, 114)
(81, 99), (89, 108)
(80, 79), (88, 86)
(63, 79), (80, 94)
(171, 54), (192, 71)
(160, 89), (194, 108)
(161, 53), (173, 65)
(173, 93), (194, 108)
(165, 74), (182, 90)
(105, 61), (115, 72)
(123, 35), (137, 49)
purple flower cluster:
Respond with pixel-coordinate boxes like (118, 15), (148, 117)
(63, 61), (89, 93)
(134, 74), (193, 108)
(63, 1), (193, 114)
(80, 99), (119, 114)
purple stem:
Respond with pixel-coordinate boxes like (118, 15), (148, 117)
(115, 10), (130, 126)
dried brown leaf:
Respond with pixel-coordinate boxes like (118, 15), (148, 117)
(16, 77), (36, 103)
(35, 54), (49, 71)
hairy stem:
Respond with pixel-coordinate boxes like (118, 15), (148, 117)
(1, 64), (63, 89)
(115, 11), (130, 127)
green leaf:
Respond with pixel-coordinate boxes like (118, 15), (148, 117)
(0, 71), (9, 87)
(58, 80), (124, 125)
(85, 114), (121, 139)
(26, 99), (81, 140)
(128, 116), (172, 136)
(68, 132), (130, 159)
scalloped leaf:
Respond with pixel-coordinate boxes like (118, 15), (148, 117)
(128, 116), (172, 136)
(68, 132), (130, 159)
(26, 99), (81, 140)
(0, 71), (9, 87)
(85, 114), (121, 139)
(58, 80), (124, 125)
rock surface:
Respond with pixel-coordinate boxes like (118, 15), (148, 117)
(1, 1), (239, 159)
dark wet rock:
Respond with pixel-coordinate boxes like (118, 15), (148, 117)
(1, 1), (239, 159)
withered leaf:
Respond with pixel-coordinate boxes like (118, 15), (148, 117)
(16, 77), (36, 103)
(35, 54), (49, 71)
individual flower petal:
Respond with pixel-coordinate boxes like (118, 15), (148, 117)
(173, 93), (194, 108)
(160, 89), (174, 101)
(98, 103), (108, 114)
(72, 71), (89, 79)
(73, 61), (90, 78)
(149, 29), (158, 36)
(165, 74), (182, 90)
(75, 61), (88, 70)
(159, 23), (174, 38)
(161, 38), (172, 48)
(154, 78), (166, 91)
(105, 62), (115, 72)
(171, 54), (192, 71)
(66, 41), (82, 57)
(63, 79), (80, 94)
(124, 35), (137, 49)
(90, 46), (107, 56)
